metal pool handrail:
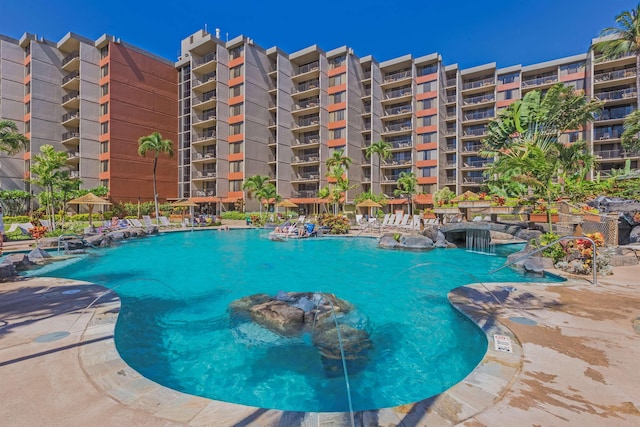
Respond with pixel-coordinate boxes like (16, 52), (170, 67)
(489, 235), (597, 286)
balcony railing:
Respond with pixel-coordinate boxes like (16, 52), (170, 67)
(196, 131), (217, 140)
(62, 51), (79, 66)
(463, 94), (494, 105)
(62, 91), (79, 103)
(69, 171), (80, 178)
(594, 108), (634, 121)
(383, 158), (413, 166)
(384, 69), (411, 83)
(294, 135), (320, 145)
(62, 131), (80, 141)
(594, 52), (634, 63)
(594, 68), (637, 83)
(194, 72), (216, 86)
(462, 159), (493, 168)
(383, 122), (412, 132)
(295, 61), (319, 75)
(594, 88), (637, 101)
(445, 129), (457, 136)
(446, 78), (456, 87)
(384, 104), (412, 116)
(463, 110), (495, 121)
(193, 150), (216, 160)
(293, 190), (318, 198)
(463, 127), (487, 137)
(462, 176), (486, 184)
(595, 149), (626, 159)
(193, 169), (217, 178)
(293, 117), (320, 128)
(194, 53), (216, 67)
(62, 71), (79, 84)
(62, 111), (79, 122)
(595, 128), (623, 139)
(463, 143), (484, 151)
(462, 77), (495, 90)
(196, 190), (217, 197)
(291, 154), (320, 163)
(293, 98), (319, 110)
(362, 71), (371, 80)
(292, 172), (320, 181)
(67, 151), (80, 158)
(388, 139), (412, 149)
(522, 75), (558, 87)
(294, 80), (319, 93)
(194, 111), (217, 122)
(384, 87), (412, 99)
(445, 143), (456, 151)
(446, 95), (457, 103)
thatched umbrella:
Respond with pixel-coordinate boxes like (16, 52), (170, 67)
(277, 199), (298, 216)
(67, 193), (112, 228)
(356, 199), (382, 218)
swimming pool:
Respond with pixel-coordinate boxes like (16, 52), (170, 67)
(29, 230), (557, 412)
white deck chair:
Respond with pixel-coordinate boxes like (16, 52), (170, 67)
(391, 213), (404, 227)
(40, 219), (51, 228)
(406, 214), (421, 230)
(355, 214), (364, 228)
(296, 215), (306, 224)
(142, 215), (154, 226)
(397, 214), (411, 228)
(129, 218), (144, 227)
(159, 216), (171, 227)
(380, 214), (391, 227)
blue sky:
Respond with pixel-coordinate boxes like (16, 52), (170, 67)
(1, 0), (637, 69)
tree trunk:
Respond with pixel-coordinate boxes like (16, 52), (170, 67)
(153, 155), (159, 224)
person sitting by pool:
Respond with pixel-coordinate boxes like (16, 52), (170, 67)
(274, 221), (292, 233)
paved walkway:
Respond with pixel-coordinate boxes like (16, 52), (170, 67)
(0, 235), (639, 426)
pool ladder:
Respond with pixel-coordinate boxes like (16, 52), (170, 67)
(489, 235), (597, 286)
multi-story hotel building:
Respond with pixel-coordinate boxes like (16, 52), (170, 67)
(1, 28), (638, 212)
(0, 32), (177, 204)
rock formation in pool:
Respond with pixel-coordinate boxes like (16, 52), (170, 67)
(229, 291), (373, 376)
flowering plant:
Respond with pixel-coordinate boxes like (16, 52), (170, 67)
(29, 226), (48, 240)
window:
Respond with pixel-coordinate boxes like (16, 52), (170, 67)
(560, 62), (585, 75)
(230, 123), (243, 135)
(421, 166), (437, 177)
(498, 72), (519, 84)
(230, 160), (243, 172)
(100, 141), (109, 154)
(100, 160), (109, 172)
(25, 82), (30, 95)
(230, 104), (242, 116)
(100, 121), (109, 135)
(100, 102), (109, 115)
(422, 150), (437, 161)
(230, 143), (243, 154)
(100, 64), (109, 78)
(229, 45), (244, 60)
(229, 180), (242, 191)
(25, 121), (30, 133)
(230, 64), (243, 78)
(25, 63), (30, 76)
(329, 74), (345, 86)
(101, 83), (109, 96)
(330, 91), (345, 104)
(25, 102), (30, 114)
(100, 45), (109, 59)
(329, 127), (345, 139)
(180, 65), (191, 83)
(420, 132), (437, 143)
(419, 81), (437, 93)
(417, 63), (438, 76)
(497, 89), (519, 101)
(230, 84), (243, 97)
(420, 116), (435, 126)
(329, 109), (345, 121)
(329, 55), (346, 69)
(565, 79), (585, 91)
(100, 179), (109, 188)
(420, 98), (435, 110)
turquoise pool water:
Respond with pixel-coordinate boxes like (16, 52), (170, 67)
(29, 230), (557, 412)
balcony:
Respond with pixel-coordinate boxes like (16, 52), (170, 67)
(446, 78), (456, 87)
(292, 98), (319, 111)
(292, 172), (320, 182)
(594, 52), (635, 63)
(595, 128), (623, 140)
(195, 190), (217, 197)
(291, 154), (320, 163)
(292, 190), (318, 198)
(362, 88), (372, 98)
(445, 143), (456, 151)
(292, 80), (319, 96)
(66, 151), (80, 164)
(594, 88), (637, 102)
(386, 139), (412, 150)
(384, 104), (412, 117)
(61, 51), (79, 71)
(446, 95), (457, 104)
(462, 176), (486, 185)
(382, 69), (412, 85)
(192, 150), (217, 161)
(193, 170), (217, 180)
(61, 130), (80, 145)
(362, 71), (371, 80)
(193, 91), (217, 110)
(462, 143), (483, 152)
(463, 110), (495, 121)
(383, 86), (412, 101)
(461, 77), (495, 91)
(382, 158), (413, 167)
(293, 61), (319, 78)
(194, 130), (217, 145)
(445, 129), (457, 136)
(594, 68), (637, 84)
(461, 159), (492, 168)
(69, 170), (80, 178)
(192, 72), (217, 92)
(62, 111), (80, 127)
(193, 53), (217, 74)
(382, 122), (412, 134)
(62, 91), (80, 109)
(595, 148), (626, 159)
(293, 136), (320, 146)
(292, 116), (320, 129)
(522, 75), (558, 88)
(462, 93), (494, 106)
(193, 111), (217, 127)
(61, 71), (79, 90)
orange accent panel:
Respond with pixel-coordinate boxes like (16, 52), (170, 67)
(228, 76), (244, 87)
(496, 99), (515, 108)
(99, 94), (109, 104)
(417, 125), (437, 134)
(497, 82), (519, 91)
(23, 151), (30, 161)
(99, 134), (109, 142)
(328, 102), (347, 112)
(99, 57), (109, 67)
(99, 153), (109, 161)
(24, 55), (30, 64)
(328, 120), (346, 130)
(191, 196), (218, 203)
(228, 152), (244, 161)
(229, 57), (244, 68)
(229, 95), (244, 105)
(416, 73), (437, 84)
(328, 138), (346, 148)
(23, 75), (31, 85)
(99, 172), (110, 180)
(560, 72), (586, 82)
(416, 142), (438, 151)
(228, 171), (243, 180)
(328, 65), (346, 77)
(228, 114), (244, 124)
(327, 176), (337, 183)
(23, 94), (31, 103)
(228, 190), (244, 199)
(417, 176), (437, 184)
(228, 134), (244, 143)
(23, 171), (30, 180)
(414, 194), (433, 205)
(416, 160), (437, 168)
(99, 76), (109, 86)
(416, 108), (437, 117)
(23, 113), (31, 122)
(416, 91), (437, 100)
(328, 83), (346, 95)
(291, 197), (322, 204)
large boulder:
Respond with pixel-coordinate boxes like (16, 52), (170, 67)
(515, 228), (543, 241)
(0, 257), (17, 279)
(27, 247), (52, 263)
(229, 293), (271, 317)
(629, 225), (640, 244)
(250, 300), (305, 336)
(378, 233), (401, 249)
(378, 233), (439, 250)
(403, 235), (434, 250)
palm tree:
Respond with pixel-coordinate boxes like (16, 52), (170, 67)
(137, 132), (175, 224)
(242, 174), (271, 214)
(365, 140), (392, 192)
(260, 183), (281, 214)
(0, 120), (29, 155)
(30, 145), (69, 230)
(393, 171), (417, 215)
(326, 148), (352, 171)
(621, 109), (640, 154)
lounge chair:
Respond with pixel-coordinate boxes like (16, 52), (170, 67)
(158, 216), (172, 227)
(128, 218), (144, 227)
(142, 215), (154, 227)
(390, 213), (404, 228)
(380, 214), (392, 228)
(7, 222), (35, 235)
(296, 215), (306, 224)
(396, 214), (411, 228)
(40, 219), (51, 229)
(404, 214), (421, 230)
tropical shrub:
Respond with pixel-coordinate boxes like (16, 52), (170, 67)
(317, 214), (350, 234)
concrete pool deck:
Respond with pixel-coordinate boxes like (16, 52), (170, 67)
(0, 261), (639, 425)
